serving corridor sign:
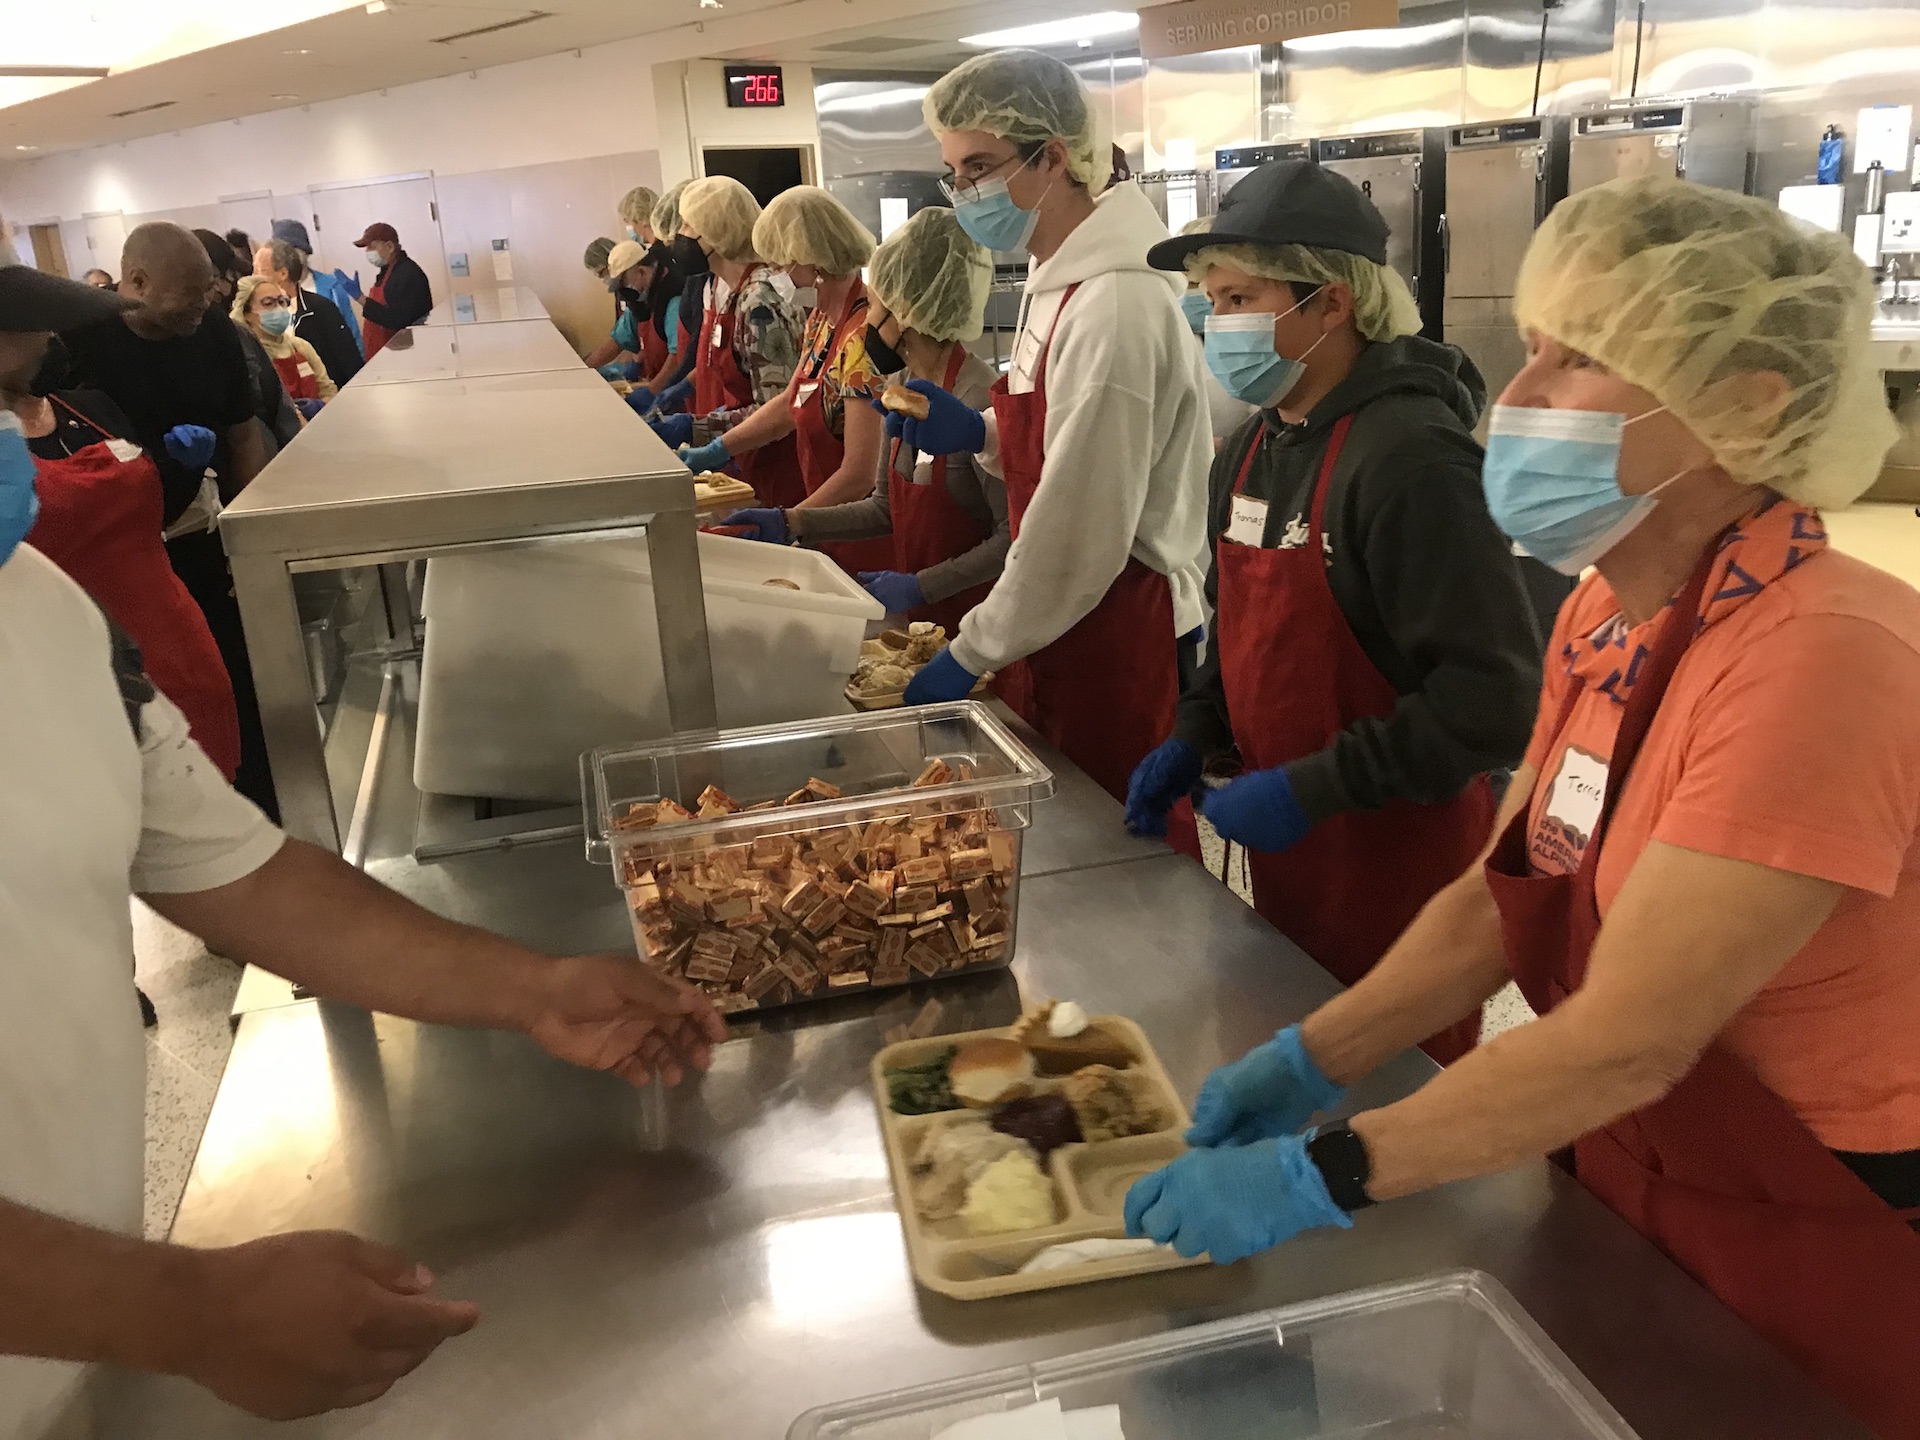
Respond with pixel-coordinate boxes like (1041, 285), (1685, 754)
(1137, 0), (1400, 58)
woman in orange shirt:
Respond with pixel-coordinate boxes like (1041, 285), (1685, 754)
(1123, 176), (1920, 1439)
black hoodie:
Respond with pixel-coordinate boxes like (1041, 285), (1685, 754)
(1175, 334), (1542, 826)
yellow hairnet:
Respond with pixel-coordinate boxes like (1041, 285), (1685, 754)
(868, 206), (994, 342)
(924, 49), (1112, 196)
(619, 186), (658, 228)
(1515, 175), (1896, 508)
(1185, 242), (1421, 343)
(678, 176), (761, 262)
(651, 181), (688, 245)
(752, 187), (875, 277)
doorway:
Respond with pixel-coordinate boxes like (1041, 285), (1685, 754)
(700, 145), (814, 206)
(27, 223), (68, 277)
(308, 174), (450, 319)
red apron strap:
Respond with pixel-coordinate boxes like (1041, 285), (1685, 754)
(49, 393), (125, 444)
(1229, 422), (1263, 496)
(1305, 415), (1356, 551)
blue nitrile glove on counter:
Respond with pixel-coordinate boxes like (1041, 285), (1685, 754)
(162, 424), (217, 470)
(292, 398), (326, 421)
(656, 377), (694, 414)
(859, 570), (923, 613)
(597, 361), (628, 381)
(1124, 1131), (1352, 1263)
(621, 359), (644, 382)
(680, 436), (731, 473)
(1201, 765), (1314, 852)
(873, 379), (986, 456)
(650, 413), (694, 448)
(1187, 1024), (1345, 1148)
(903, 647), (977, 705)
(721, 508), (788, 544)
(1125, 737), (1203, 837)
(623, 385), (656, 415)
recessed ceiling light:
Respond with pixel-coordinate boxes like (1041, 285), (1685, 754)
(699, 0), (723, 8)
(270, 93), (299, 101)
(283, 48), (311, 55)
(962, 11), (1138, 48)
(365, 0), (388, 12)
(15, 144), (37, 151)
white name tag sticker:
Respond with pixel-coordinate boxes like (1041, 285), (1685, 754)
(1534, 744), (1609, 873)
(105, 438), (144, 464)
(710, 323), (724, 349)
(296, 363), (314, 378)
(1226, 494), (1269, 547)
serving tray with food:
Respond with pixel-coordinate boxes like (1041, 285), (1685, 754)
(848, 622), (992, 708)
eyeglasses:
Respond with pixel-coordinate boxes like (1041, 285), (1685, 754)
(256, 295), (292, 309)
(939, 147), (1039, 204)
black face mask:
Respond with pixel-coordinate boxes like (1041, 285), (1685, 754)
(616, 284), (649, 320)
(864, 322), (906, 377)
(28, 334), (73, 397)
(670, 234), (710, 280)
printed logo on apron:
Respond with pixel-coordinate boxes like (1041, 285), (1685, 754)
(1532, 744), (1608, 876)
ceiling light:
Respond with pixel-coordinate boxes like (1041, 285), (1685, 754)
(270, 93), (299, 100)
(15, 144), (38, 151)
(365, 0), (388, 12)
(283, 48), (312, 55)
(962, 11), (1137, 48)
(699, 0), (723, 8)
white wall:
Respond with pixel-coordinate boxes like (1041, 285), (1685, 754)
(652, 59), (822, 188)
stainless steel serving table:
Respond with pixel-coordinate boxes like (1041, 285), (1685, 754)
(350, 317), (584, 386)
(101, 756), (1864, 1439)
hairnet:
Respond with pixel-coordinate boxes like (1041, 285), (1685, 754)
(651, 181), (688, 245)
(1184, 241), (1420, 343)
(924, 49), (1112, 196)
(752, 187), (875, 277)
(583, 236), (615, 273)
(619, 186), (659, 228)
(678, 176), (761, 262)
(1515, 175), (1896, 508)
(230, 273), (281, 323)
(868, 206), (993, 342)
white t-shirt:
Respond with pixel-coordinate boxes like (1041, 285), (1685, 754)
(0, 546), (283, 1440)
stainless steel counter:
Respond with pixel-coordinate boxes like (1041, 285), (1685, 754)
(102, 771), (1864, 1438)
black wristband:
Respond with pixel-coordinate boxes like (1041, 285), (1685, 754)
(1307, 1122), (1376, 1211)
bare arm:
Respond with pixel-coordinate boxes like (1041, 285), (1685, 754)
(708, 370), (799, 456)
(794, 394), (883, 509)
(227, 420), (269, 491)
(1352, 841), (1842, 1199)
(1302, 765), (1537, 1085)
(583, 336), (626, 370)
(143, 839), (724, 1084)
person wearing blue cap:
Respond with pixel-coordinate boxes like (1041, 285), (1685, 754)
(267, 217), (364, 362)
(1129, 160), (1540, 1060)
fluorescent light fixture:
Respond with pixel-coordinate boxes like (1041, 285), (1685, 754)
(815, 83), (929, 115)
(366, 0), (388, 13)
(962, 11), (1138, 49)
(15, 144), (38, 151)
(270, 93), (299, 100)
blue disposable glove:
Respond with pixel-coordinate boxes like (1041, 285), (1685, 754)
(902, 647), (978, 705)
(657, 377), (695, 414)
(1125, 737), (1203, 837)
(679, 436), (731, 473)
(858, 570), (924, 613)
(621, 359), (644, 382)
(650, 413), (694, 448)
(719, 508), (789, 545)
(597, 361), (628, 381)
(335, 268), (362, 301)
(885, 379), (985, 456)
(1187, 1024), (1345, 1149)
(162, 424), (217, 470)
(292, 398), (326, 421)
(1201, 765), (1314, 852)
(1124, 1132), (1352, 1263)
(624, 386), (656, 416)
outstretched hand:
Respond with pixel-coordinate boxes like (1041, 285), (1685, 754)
(523, 954), (728, 1086)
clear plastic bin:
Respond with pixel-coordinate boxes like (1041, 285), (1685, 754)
(788, 1271), (1639, 1440)
(583, 702), (1055, 1017)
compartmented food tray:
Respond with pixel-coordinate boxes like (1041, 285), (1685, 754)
(871, 1015), (1206, 1300)
(845, 673), (995, 711)
(790, 1269), (1641, 1439)
(584, 703), (1053, 1018)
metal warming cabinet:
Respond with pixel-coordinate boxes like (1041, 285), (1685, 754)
(1316, 127), (1450, 341)
(1568, 99), (1754, 197)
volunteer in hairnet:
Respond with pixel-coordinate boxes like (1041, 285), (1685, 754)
(727, 206), (1008, 630)
(1174, 217), (1256, 445)
(684, 186), (893, 574)
(618, 185), (658, 247)
(1124, 177), (1920, 1440)
(582, 237), (643, 379)
(1129, 162), (1541, 1056)
(627, 182), (699, 415)
(648, 176), (807, 507)
(896, 49), (1211, 810)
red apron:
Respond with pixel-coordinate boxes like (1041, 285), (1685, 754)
(1485, 545), (1920, 1439)
(26, 403), (242, 780)
(792, 283), (894, 577)
(693, 271), (804, 510)
(360, 270), (394, 359)
(890, 345), (995, 636)
(1218, 418), (1492, 1059)
(270, 350), (320, 402)
(637, 314), (668, 379)
(990, 282), (1180, 807)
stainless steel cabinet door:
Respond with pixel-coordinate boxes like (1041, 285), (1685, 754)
(1443, 146), (1540, 301)
(1326, 155), (1422, 297)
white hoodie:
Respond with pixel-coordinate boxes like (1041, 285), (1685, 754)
(950, 182), (1212, 678)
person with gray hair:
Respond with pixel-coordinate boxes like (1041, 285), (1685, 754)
(254, 236), (362, 386)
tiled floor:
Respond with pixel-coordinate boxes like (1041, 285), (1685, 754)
(131, 821), (1536, 1240)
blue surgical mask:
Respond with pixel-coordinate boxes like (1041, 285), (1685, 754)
(1203, 298), (1324, 408)
(0, 413), (40, 570)
(1481, 403), (1676, 575)
(1180, 292), (1212, 335)
(258, 306), (293, 336)
(626, 225), (641, 242)
(953, 155), (1049, 253)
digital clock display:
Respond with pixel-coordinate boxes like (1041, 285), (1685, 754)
(724, 65), (784, 108)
